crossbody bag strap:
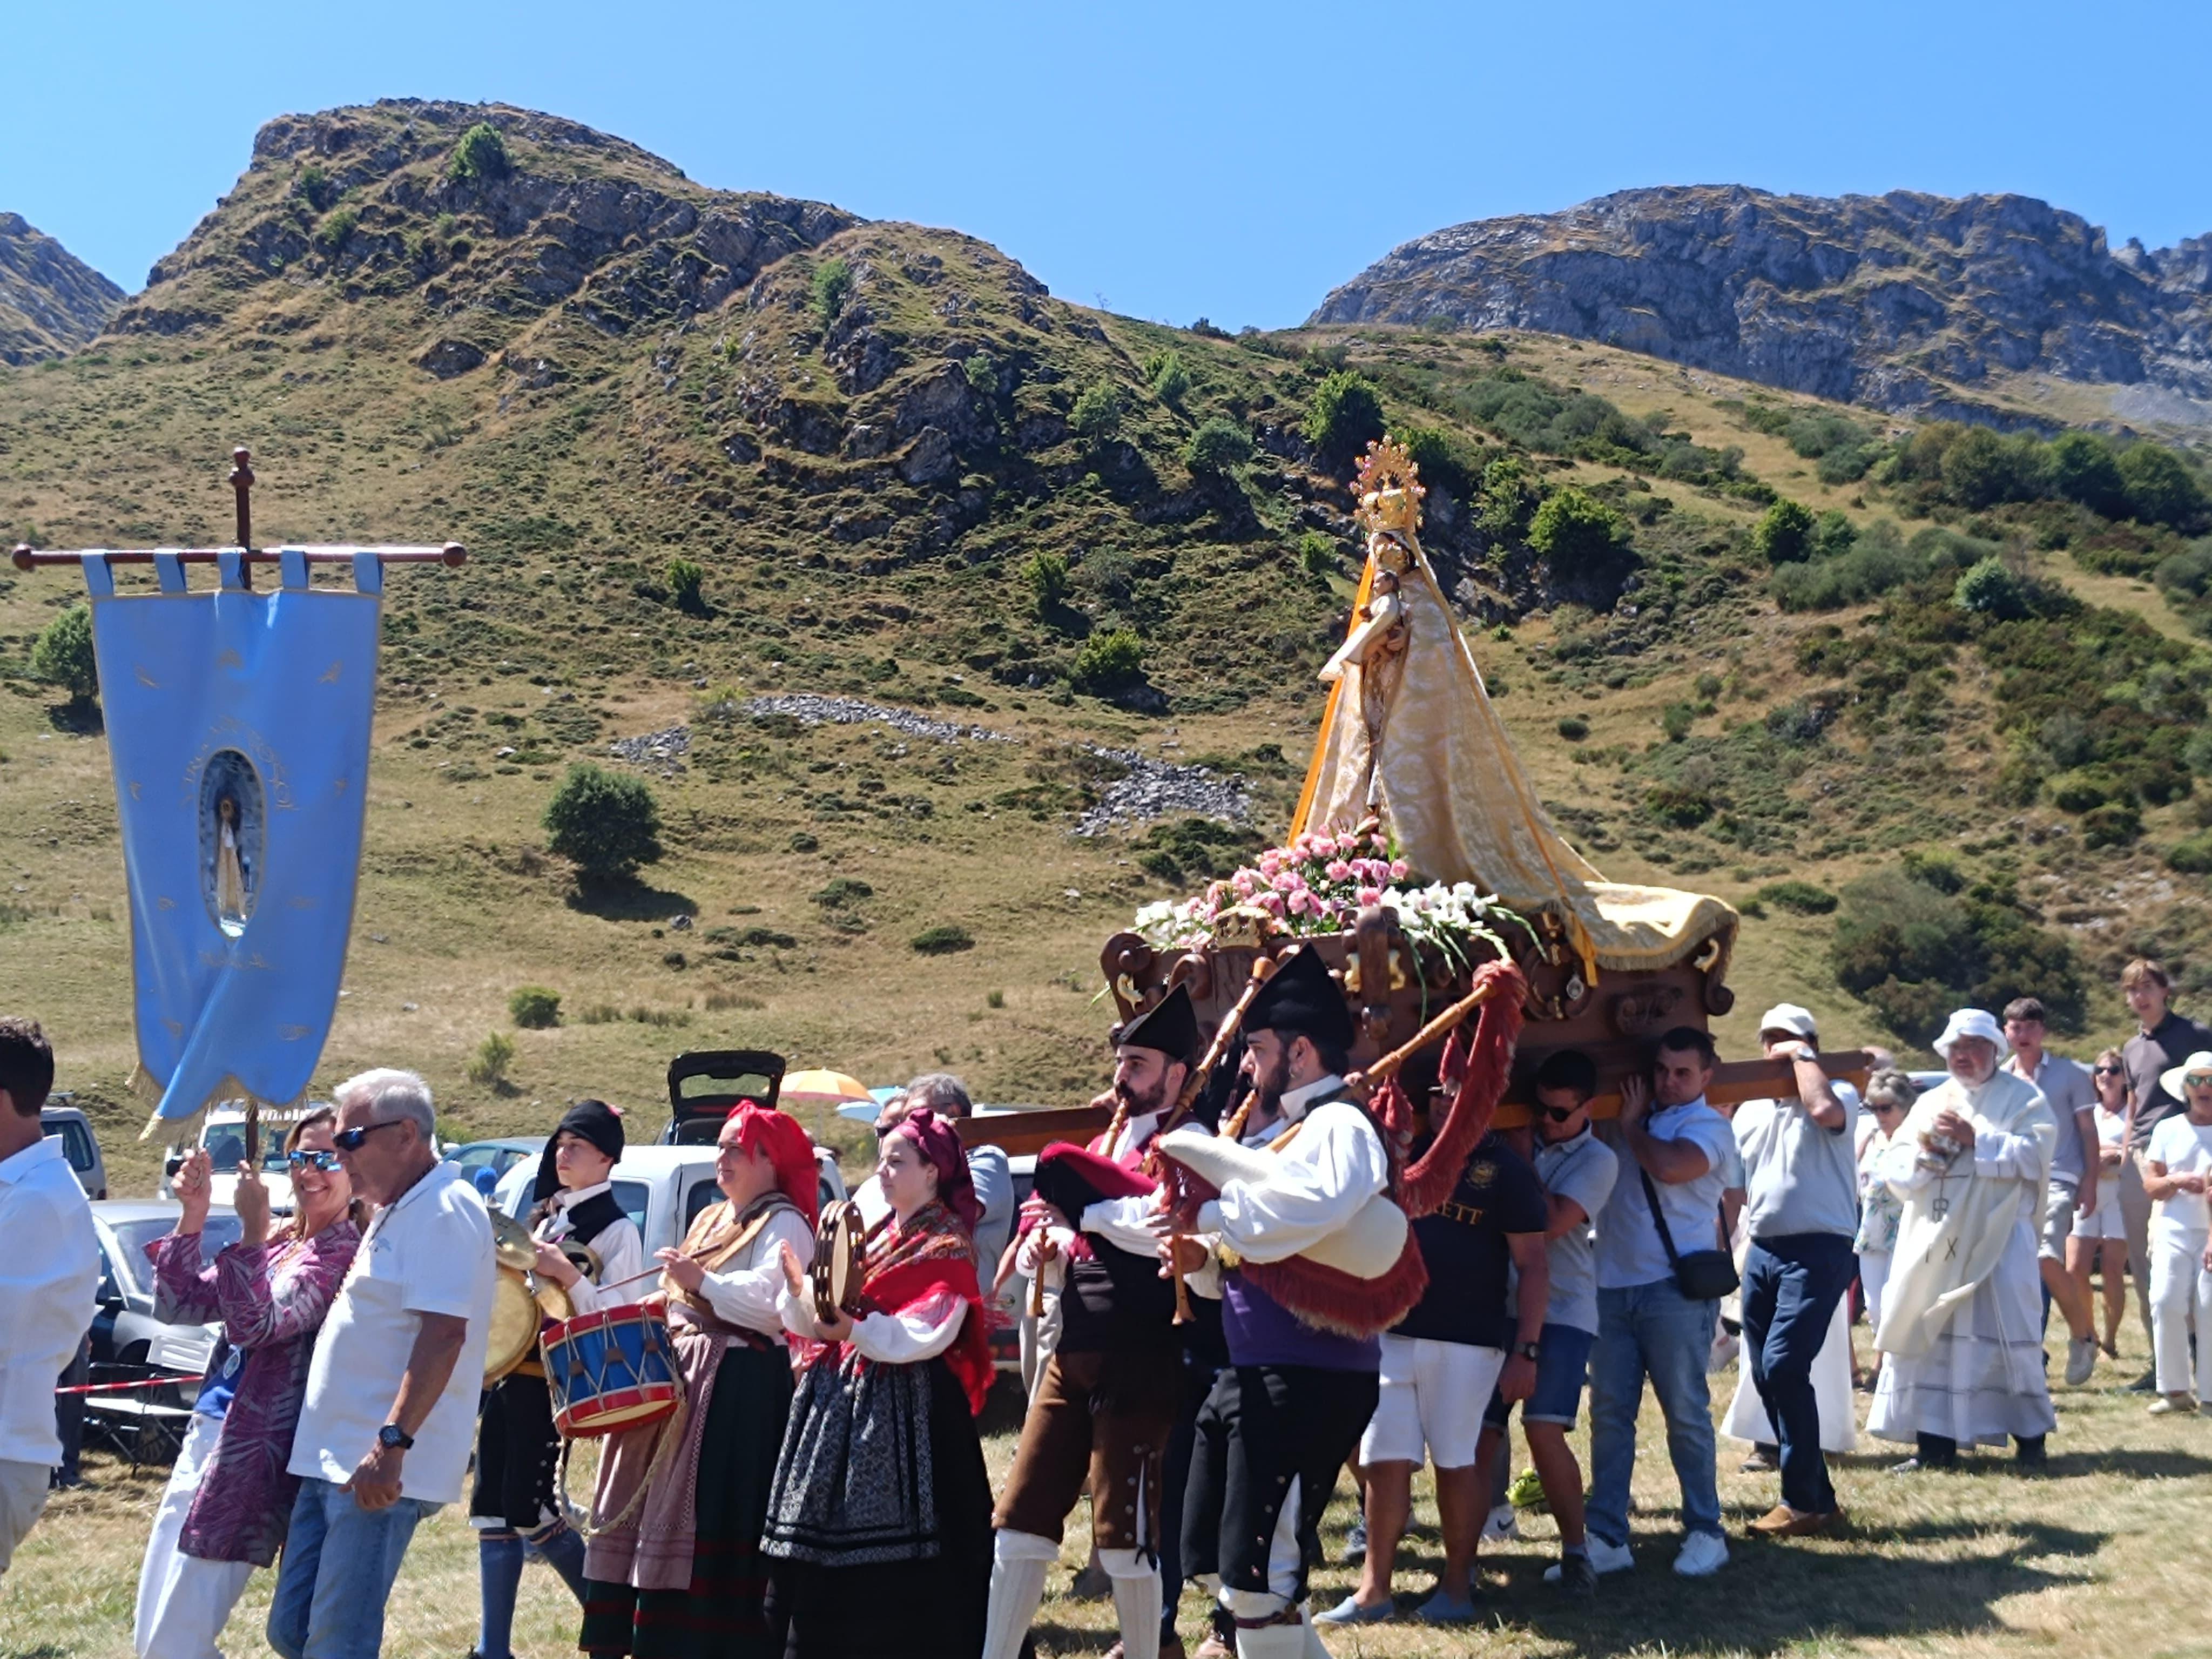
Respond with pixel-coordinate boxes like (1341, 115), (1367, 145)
(1638, 1166), (1685, 1266)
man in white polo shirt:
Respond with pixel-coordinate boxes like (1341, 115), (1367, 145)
(268, 1068), (495, 1659)
(0, 1017), (98, 1582)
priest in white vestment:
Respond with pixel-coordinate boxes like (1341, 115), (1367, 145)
(1869, 1009), (2058, 1471)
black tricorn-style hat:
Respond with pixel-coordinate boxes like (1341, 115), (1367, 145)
(1114, 982), (1199, 1067)
(1244, 945), (1354, 1056)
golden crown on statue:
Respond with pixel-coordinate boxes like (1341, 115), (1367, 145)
(1352, 436), (1425, 541)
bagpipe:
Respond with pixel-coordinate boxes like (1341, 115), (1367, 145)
(1145, 948), (1527, 1339)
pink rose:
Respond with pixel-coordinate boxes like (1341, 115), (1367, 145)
(1391, 859), (1410, 880)
(1232, 872), (1256, 898)
(1257, 890), (1286, 915)
(1357, 886), (1384, 907)
(1325, 860), (1351, 882)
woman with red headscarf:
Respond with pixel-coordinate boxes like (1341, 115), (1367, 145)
(763, 1107), (994, 1657)
(579, 1104), (820, 1659)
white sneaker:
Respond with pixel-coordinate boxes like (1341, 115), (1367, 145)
(2065, 1336), (2098, 1386)
(1673, 1532), (1729, 1577)
(1482, 1503), (1520, 1542)
(1545, 1534), (1635, 1581)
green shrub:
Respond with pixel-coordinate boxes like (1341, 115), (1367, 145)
(467, 1031), (516, 1086)
(1752, 498), (1816, 564)
(1295, 531), (1335, 578)
(1399, 426), (1480, 500)
(315, 206), (359, 253)
(809, 256), (852, 326)
(2081, 801), (2142, 848)
(1643, 785), (1715, 827)
(2167, 833), (2212, 874)
(1300, 372), (1385, 464)
(1660, 702), (1697, 742)
(666, 557), (706, 614)
(1185, 416), (1253, 474)
(1071, 628), (1145, 692)
(1830, 866), (2085, 1043)
(296, 163), (335, 211)
(911, 923), (975, 955)
(812, 876), (874, 909)
(1756, 880), (1838, 915)
(1475, 456), (1543, 545)
(1527, 487), (1628, 572)
(2048, 771), (2111, 813)
(2120, 442), (2208, 530)
(543, 763), (663, 879)
(2049, 432), (2128, 517)
(508, 987), (561, 1029)
(1811, 510), (1857, 559)
(1024, 550), (1070, 612)
(448, 122), (512, 182)
(1953, 555), (2031, 619)
(1144, 350), (1191, 406)
(964, 352), (998, 396)
(30, 604), (97, 702)
(1817, 445), (1874, 484)
(1556, 716), (1589, 741)
(1071, 381), (1125, 445)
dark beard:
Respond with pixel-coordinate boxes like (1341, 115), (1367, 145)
(1115, 1074), (1176, 1121)
(1249, 1050), (1291, 1126)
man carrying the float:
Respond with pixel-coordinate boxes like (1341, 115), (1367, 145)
(986, 984), (1202, 1659)
(1161, 949), (1390, 1659)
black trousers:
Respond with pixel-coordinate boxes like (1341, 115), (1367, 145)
(1183, 1363), (1379, 1604)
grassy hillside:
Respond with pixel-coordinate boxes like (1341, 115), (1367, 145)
(2, 103), (2208, 1193)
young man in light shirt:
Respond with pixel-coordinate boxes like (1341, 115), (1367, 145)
(2001, 996), (2103, 1385)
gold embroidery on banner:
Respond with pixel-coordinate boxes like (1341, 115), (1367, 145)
(134, 665), (160, 688)
(319, 660), (343, 684)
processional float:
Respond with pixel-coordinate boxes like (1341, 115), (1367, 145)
(963, 437), (1872, 1337)
(14, 450), (464, 1142)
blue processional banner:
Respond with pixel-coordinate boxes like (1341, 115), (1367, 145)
(85, 549), (383, 1122)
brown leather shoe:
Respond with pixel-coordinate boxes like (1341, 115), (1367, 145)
(1749, 1503), (1841, 1538)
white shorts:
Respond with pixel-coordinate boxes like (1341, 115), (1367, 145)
(1358, 1332), (1506, 1471)
(2074, 1183), (2127, 1242)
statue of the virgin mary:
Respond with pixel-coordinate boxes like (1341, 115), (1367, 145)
(1292, 437), (1735, 983)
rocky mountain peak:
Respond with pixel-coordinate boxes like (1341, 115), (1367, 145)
(115, 100), (859, 362)
(0, 212), (125, 364)
(1313, 184), (2212, 427)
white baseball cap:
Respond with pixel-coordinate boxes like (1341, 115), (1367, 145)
(1758, 1003), (1818, 1042)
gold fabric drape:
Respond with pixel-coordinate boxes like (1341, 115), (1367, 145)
(1291, 541), (1736, 977)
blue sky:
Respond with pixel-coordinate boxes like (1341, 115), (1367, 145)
(8, 0), (2208, 329)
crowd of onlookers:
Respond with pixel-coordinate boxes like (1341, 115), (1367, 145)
(2, 947), (2210, 1652)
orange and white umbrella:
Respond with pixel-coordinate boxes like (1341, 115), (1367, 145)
(780, 1068), (874, 1109)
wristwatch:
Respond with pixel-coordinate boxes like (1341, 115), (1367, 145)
(1516, 1340), (1542, 1361)
(377, 1423), (415, 1451)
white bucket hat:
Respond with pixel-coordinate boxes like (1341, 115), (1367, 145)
(1933, 1008), (2008, 1063)
(2159, 1050), (2212, 1102)
(1758, 1003), (1819, 1042)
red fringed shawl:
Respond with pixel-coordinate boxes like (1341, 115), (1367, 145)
(800, 1203), (994, 1418)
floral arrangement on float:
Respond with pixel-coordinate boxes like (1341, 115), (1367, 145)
(1131, 819), (1523, 975)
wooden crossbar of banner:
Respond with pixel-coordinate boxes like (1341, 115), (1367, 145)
(10, 448), (465, 579)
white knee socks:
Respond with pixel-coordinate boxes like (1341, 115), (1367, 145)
(983, 1530), (1057, 1659)
(1101, 1548), (1161, 1659)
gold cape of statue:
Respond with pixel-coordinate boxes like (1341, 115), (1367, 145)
(1291, 439), (1736, 982)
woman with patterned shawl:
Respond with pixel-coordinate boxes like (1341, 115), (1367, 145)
(579, 1104), (819, 1658)
(134, 1107), (363, 1659)
(764, 1107), (994, 1658)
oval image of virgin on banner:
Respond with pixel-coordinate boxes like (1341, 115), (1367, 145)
(199, 750), (264, 938)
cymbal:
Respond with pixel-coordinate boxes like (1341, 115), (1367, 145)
(490, 1209), (538, 1273)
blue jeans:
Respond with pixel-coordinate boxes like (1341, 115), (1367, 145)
(266, 1476), (438, 1659)
(1588, 1278), (1722, 1548)
(1742, 1232), (1856, 1515)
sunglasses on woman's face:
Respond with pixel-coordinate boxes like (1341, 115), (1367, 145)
(1873, 1101), (1906, 1114)
(2094, 1065), (2125, 1077)
(287, 1149), (342, 1172)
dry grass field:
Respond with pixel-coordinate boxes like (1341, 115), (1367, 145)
(5, 1313), (2203, 1659)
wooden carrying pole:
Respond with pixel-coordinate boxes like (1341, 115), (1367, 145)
(1491, 1049), (1879, 1130)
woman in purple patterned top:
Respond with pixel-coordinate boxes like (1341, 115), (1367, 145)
(133, 1107), (363, 1659)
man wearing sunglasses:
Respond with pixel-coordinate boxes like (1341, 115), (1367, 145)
(268, 1069), (495, 1659)
(1492, 1049), (1618, 1597)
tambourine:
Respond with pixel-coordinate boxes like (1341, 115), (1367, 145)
(810, 1199), (866, 1326)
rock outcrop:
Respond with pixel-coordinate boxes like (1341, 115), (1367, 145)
(1313, 186), (2212, 420)
(0, 213), (125, 363)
